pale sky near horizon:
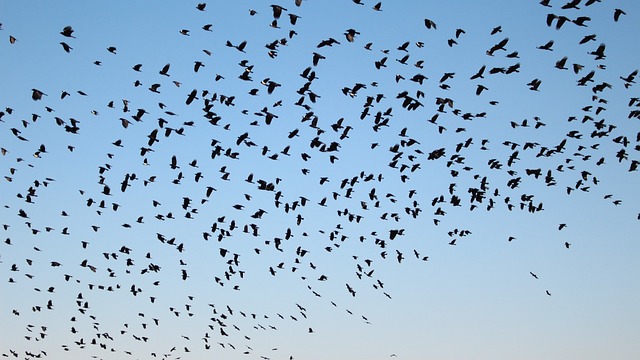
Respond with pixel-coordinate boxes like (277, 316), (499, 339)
(1, 1), (639, 359)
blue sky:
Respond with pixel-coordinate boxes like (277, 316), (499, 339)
(1, 1), (639, 359)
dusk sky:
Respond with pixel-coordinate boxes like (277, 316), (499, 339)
(1, 1), (639, 359)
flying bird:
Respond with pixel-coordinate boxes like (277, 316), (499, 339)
(424, 18), (437, 29)
(271, 5), (288, 19)
(614, 8), (626, 22)
(60, 26), (75, 38)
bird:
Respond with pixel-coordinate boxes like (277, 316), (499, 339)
(60, 26), (76, 38)
(60, 42), (72, 53)
(555, 56), (568, 70)
(528, 78), (542, 91)
(589, 43), (606, 60)
(344, 29), (360, 42)
(424, 18), (437, 29)
(31, 89), (47, 101)
(470, 65), (486, 80)
(289, 14), (301, 25)
(226, 40), (247, 53)
(159, 63), (171, 76)
(537, 40), (554, 51)
(561, 0), (581, 10)
(572, 16), (590, 27)
(312, 52), (325, 66)
(614, 8), (626, 22)
(271, 5), (288, 19)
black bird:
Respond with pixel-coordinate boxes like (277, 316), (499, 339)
(186, 89), (198, 105)
(487, 38), (509, 56)
(159, 63), (171, 76)
(226, 40), (247, 53)
(60, 42), (72, 53)
(528, 78), (542, 91)
(31, 89), (47, 101)
(537, 40), (554, 51)
(614, 8), (626, 22)
(572, 16), (590, 27)
(561, 0), (581, 10)
(470, 65), (486, 80)
(589, 43), (606, 60)
(555, 56), (568, 70)
(579, 34), (596, 44)
(60, 26), (75, 38)
(312, 52), (326, 66)
(289, 14), (301, 25)
(344, 29), (360, 42)
(424, 18), (437, 29)
(271, 5), (288, 19)
(317, 38), (340, 48)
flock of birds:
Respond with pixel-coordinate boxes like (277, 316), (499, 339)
(1, 0), (639, 359)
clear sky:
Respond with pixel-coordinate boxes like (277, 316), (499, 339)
(1, 1), (639, 359)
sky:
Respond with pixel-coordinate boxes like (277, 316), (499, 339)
(1, 0), (639, 359)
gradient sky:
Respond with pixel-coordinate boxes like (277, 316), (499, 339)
(1, 1), (639, 359)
